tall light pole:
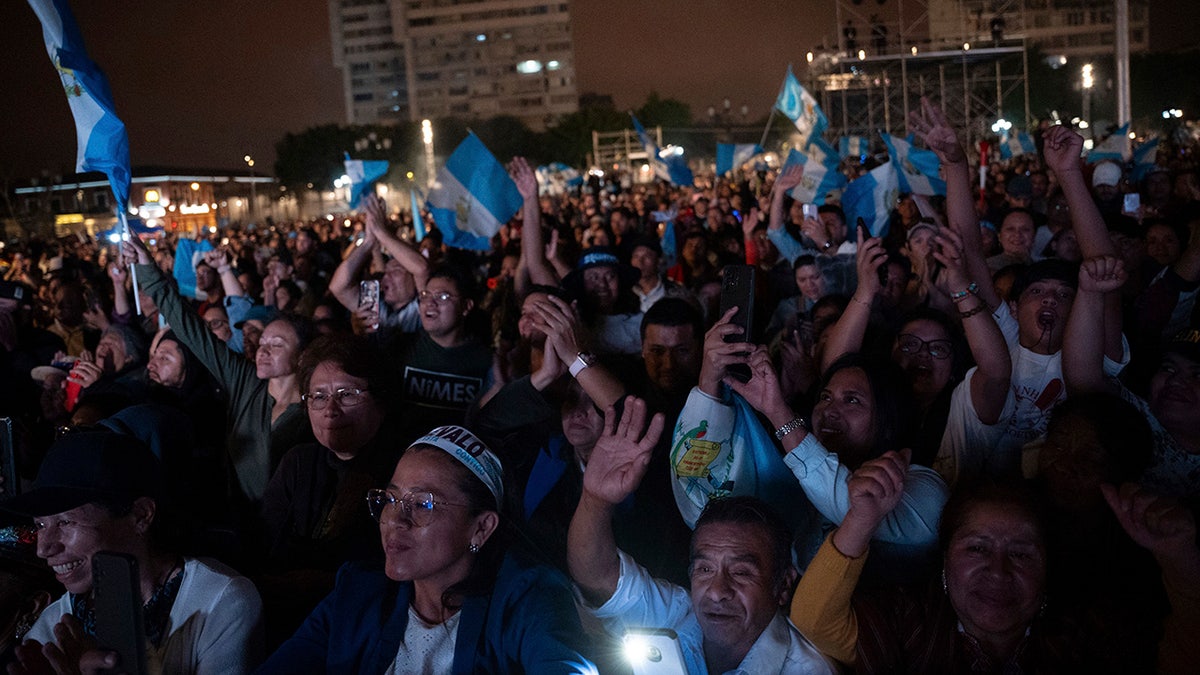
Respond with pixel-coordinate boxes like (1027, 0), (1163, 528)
(1081, 64), (1094, 132)
(1115, 0), (1131, 127)
(421, 120), (435, 189)
(243, 154), (256, 222)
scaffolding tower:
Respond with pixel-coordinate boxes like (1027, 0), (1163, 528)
(809, 0), (1030, 148)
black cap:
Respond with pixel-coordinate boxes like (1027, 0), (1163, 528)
(0, 430), (162, 518)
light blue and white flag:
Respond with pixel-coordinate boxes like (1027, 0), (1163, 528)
(881, 133), (946, 196)
(806, 136), (839, 166)
(426, 132), (522, 251)
(782, 148), (807, 171)
(999, 130), (1037, 160)
(1087, 122), (1132, 164)
(783, 149), (847, 206)
(715, 143), (762, 176)
(173, 238), (215, 301)
(632, 113), (694, 186)
(410, 188), (427, 243)
(775, 66), (828, 145)
(1131, 137), (1161, 183)
(661, 219), (678, 269)
(839, 135), (870, 159)
(343, 153), (389, 210)
(27, 0), (131, 208)
(843, 161), (900, 238)
(535, 162), (583, 195)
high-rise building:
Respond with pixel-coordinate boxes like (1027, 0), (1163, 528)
(329, 0), (578, 129)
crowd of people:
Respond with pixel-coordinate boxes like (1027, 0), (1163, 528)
(0, 100), (1199, 673)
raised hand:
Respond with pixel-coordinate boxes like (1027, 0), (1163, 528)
(772, 163), (806, 198)
(362, 194), (389, 236)
(854, 227), (887, 300)
(528, 294), (587, 366)
(1042, 125), (1085, 178)
(582, 397), (666, 506)
(202, 248), (229, 270)
(834, 448), (910, 557)
(778, 328), (815, 401)
(930, 228), (970, 289)
(120, 237), (152, 267)
(908, 97), (966, 165)
(801, 216), (830, 251)
(698, 307), (752, 397)
(724, 345), (787, 418)
(509, 156), (538, 202)
(742, 206), (761, 238)
(1102, 482), (1197, 560)
(107, 263), (128, 287)
(1078, 255), (1127, 294)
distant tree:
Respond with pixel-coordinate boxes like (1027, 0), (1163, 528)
(636, 91), (692, 129)
(538, 94), (628, 166)
(273, 123), (415, 193)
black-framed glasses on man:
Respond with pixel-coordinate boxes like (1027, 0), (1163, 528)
(896, 334), (953, 360)
(302, 387), (369, 410)
(365, 489), (468, 526)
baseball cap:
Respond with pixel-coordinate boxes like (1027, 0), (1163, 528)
(1092, 162), (1123, 188)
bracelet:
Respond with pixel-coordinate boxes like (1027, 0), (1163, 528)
(959, 303), (988, 319)
(950, 283), (978, 301)
(774, 417), (809, 440)
(851, 295), (872, 308)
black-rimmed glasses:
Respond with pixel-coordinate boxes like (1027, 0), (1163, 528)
(896, 334), (953, 360)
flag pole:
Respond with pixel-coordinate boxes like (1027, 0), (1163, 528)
(758, 107), (777, 151)
(117, 206), (142, 316)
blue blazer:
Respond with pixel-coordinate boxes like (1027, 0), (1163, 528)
(255, 556), (597, 674)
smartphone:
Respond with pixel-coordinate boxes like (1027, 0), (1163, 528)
(358, 280), (381, 330)
(858, 217), (889, 288)
(719, 264), (756, 383)
(0, 418), (17, 498)
(802, 203), (819, 221)
(1123, 193), (1141, 214)
(624, 628), (687, 675)
(92, 552), (147, 675)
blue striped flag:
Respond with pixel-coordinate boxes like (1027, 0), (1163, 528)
(1087, 122), (1132, 164)
(839, 135), (870, 159)
(27, 0), (131, 208)
(173, 238), (215, 300)
(632, 114), (694, 186)
(784, 149), (847, 206)
(661, 219), (678, 269)
(410, 188), (427, 242)
(426, 132), (523, 251)
(881, 133), (946, 196)
(843, 161), (900, 238)
(1130, 137), (1161, 183)
(716, 144), (763, 176)
(775, 66), (828, 145)
(344, 153), (389, 210)
(999, 130), (1037, 160)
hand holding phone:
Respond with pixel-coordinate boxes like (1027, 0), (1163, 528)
(92, 552), (147, 675)
(718, 265), (756, 383)
(624, 628), (687, 675)
(358, 280), (381, 331)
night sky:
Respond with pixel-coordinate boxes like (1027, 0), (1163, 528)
(0, 0), (1194, 179)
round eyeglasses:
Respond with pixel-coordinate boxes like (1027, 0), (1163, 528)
(365, 489), (468, 527)
(302, 387), (369, 410)
(896, 334), (953, 360)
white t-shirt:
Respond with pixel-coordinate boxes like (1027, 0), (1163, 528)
(384, 605), (460, 675)
(1116, 382), (1200, 498)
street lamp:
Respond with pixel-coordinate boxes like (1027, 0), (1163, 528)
(1081, 64), (1094, 131)
(421, 119), (435, 189)
(244, 154), (256, 222)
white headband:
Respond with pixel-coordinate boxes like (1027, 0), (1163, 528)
(408, 425), (504, 510)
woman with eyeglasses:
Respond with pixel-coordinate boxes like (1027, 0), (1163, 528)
(257, 425), (597, 674)
(255, 334), (399, 647)
(819, 225), (1011, 469)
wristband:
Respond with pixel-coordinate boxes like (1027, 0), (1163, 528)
(569, 352), (596, 378)
(774, 417), (808, 440)
(950, 282), (978, 301)
(959, 303), (988, 319)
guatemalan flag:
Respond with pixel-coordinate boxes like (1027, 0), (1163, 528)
(839, 135), (870, 159)
(344, 153), (389, 210)
(782, 148), (847, 206)
(27, 0), (131, 209)
(715, 144), (763, 176)
(775, 66), (828, 145)
(999, 130), (1037, 160)
(426, 132), (523, 251)
(632, 113), (694, 186)
(843, 161), (900, 238)
(1130, 137), (1161, 183)
(881, 133), (946, 196)
(1088, 122), (1132, 164)
(173, 238), (215, 300)
(535, 162), (583, 195)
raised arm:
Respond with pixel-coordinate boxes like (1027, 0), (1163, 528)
(327, 228), (378, 311)
(1064, 255), (1126, 395)
(568, 397), (665, 606)
(935, 228), (1011, 423)
(767, 165), (807, 264)
(529, 293), (624, 409)
(909, 97), (998, 309)
(819, 228), (885, 373)
(107, 263), (131, 319)
(790, 449), (909, 666)
(204, 248), (245, 299)
(511, 157), (559, 288)
(364, 195), (430, 291)
(1043, 126), (1123, 361)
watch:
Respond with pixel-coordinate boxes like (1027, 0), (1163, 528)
(569, 351), (596, 378)
(774, 417), (809, 440)
(821, 240), (833, 251)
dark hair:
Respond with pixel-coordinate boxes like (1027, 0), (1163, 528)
(694, 496), (793, 589)
(820, 353), (916, 459)
(1010, 259), (1079, 299)
(298, 334), (389, 404)
(640, 297), (704, 341)
(938, 481), (1048, 555)
(405, 446), (507, 610)
(793, 254), (819, 271)
(266, 313), (316, 354)
(523, 284), (571, 303)
(896, 307), (968, 381)
(1045, 393), (1153, 483)
(817, 204), (846, 227)
(428, 263), (477, 303)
